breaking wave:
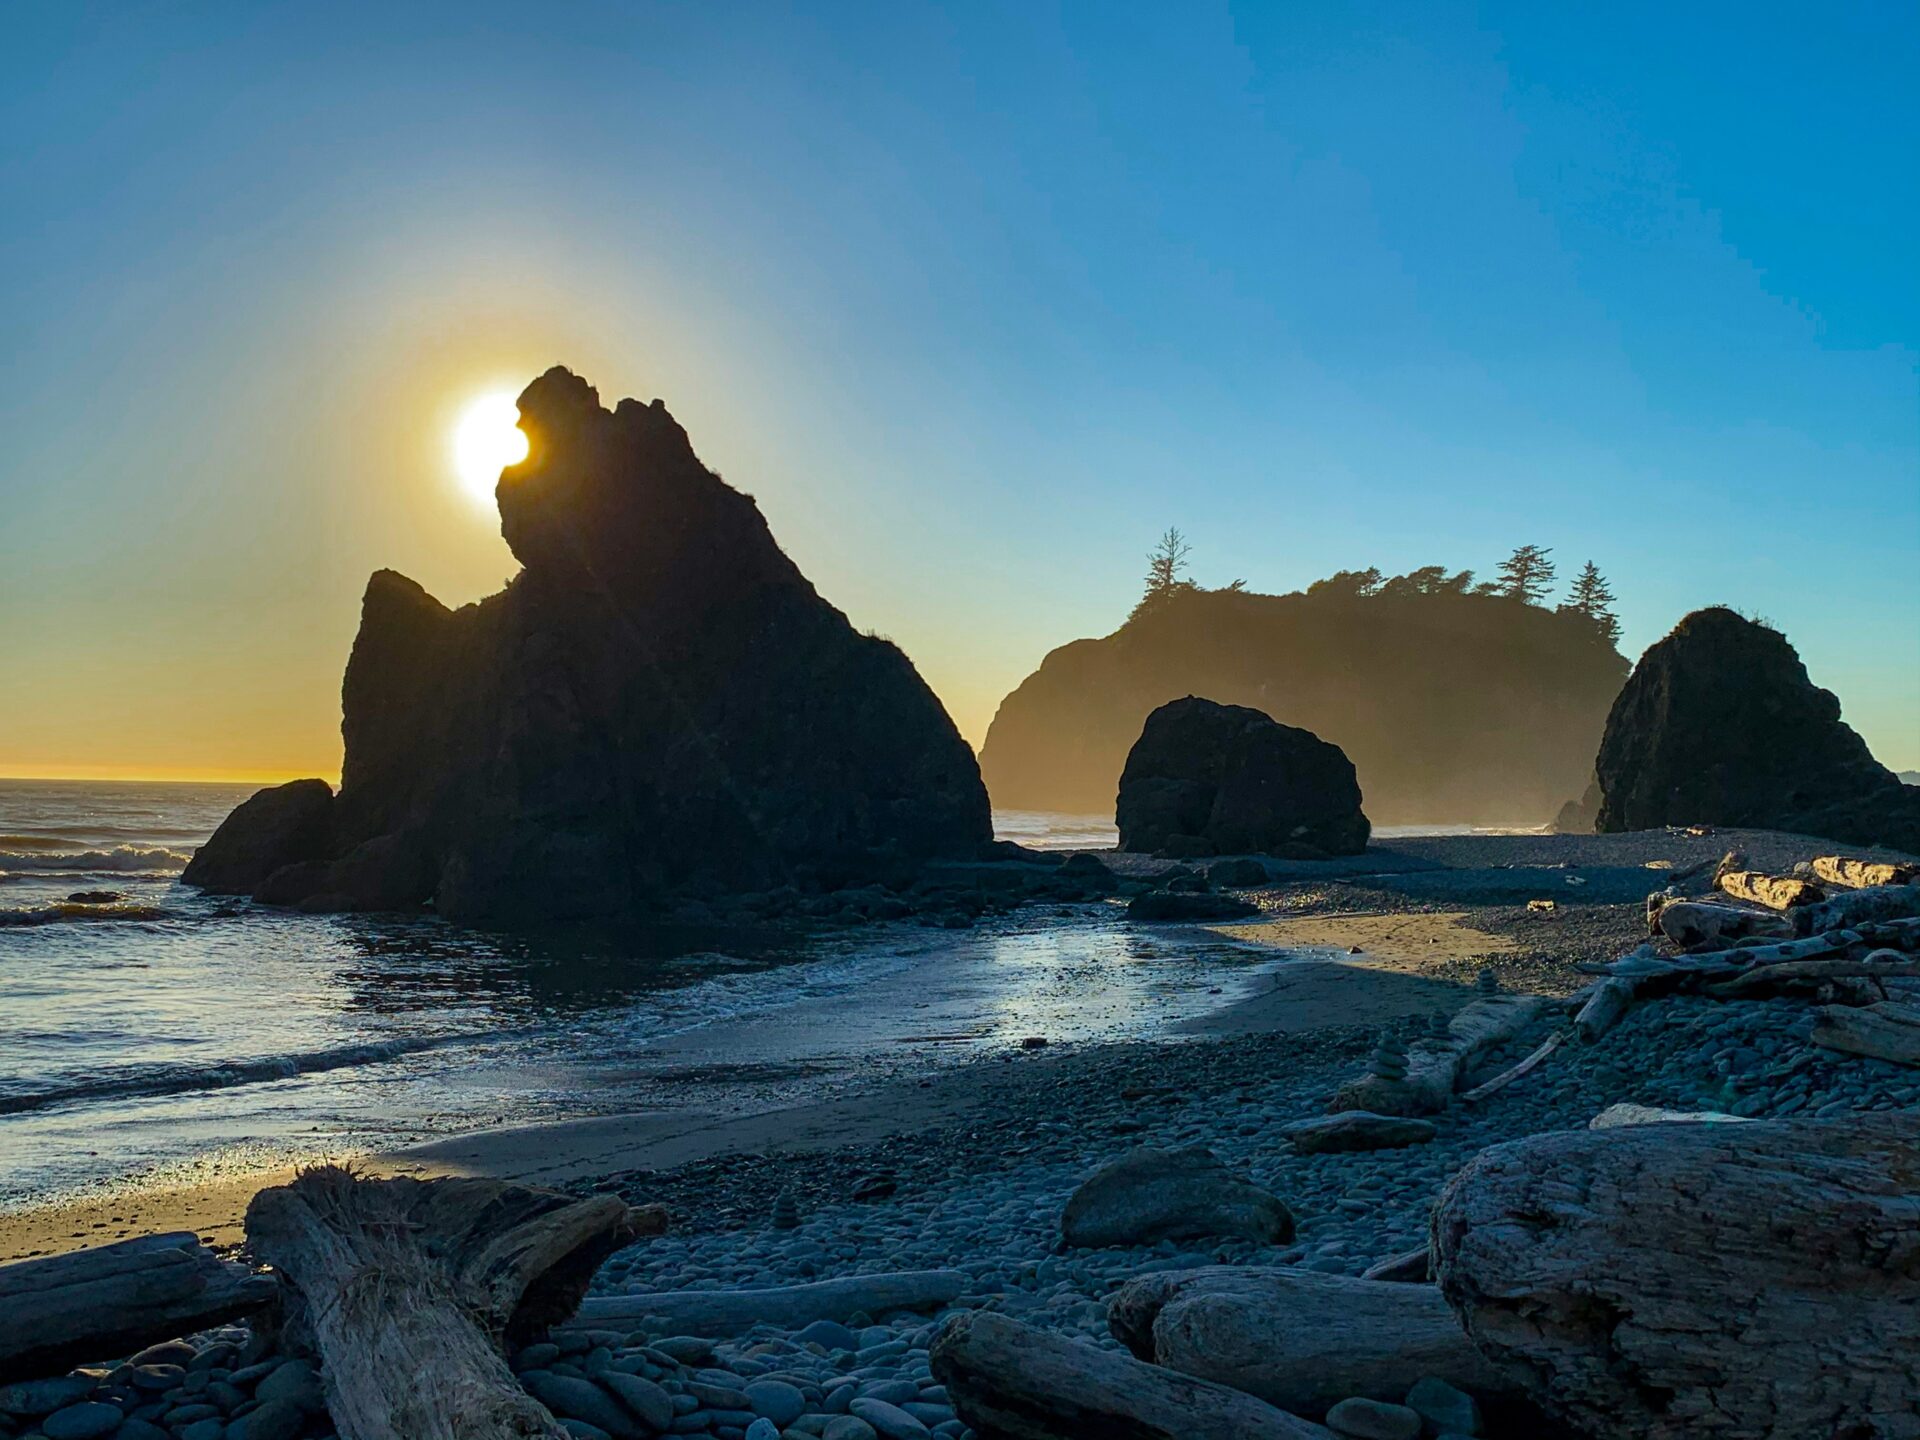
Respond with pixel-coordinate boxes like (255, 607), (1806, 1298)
(0, 1034), (482, 1117)
(0, 845), (192, 875)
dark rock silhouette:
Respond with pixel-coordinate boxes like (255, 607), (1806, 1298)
(1116, 697), (1369, 858)
(189, 367), (991, 922)
(1551, 775), (1603, 834)
(981, 581), (1625, 826)
(181, 779), (335, 894)
(1595, 607), (1920, 851)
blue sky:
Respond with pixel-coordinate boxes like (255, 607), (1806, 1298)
(2, 0), (1915, 777)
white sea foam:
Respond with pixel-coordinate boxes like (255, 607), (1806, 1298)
(0, 845), (192, 874)
(0, 1034), (484, 1116)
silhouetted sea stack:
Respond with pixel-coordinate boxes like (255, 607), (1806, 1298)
(1595, 607), (1920, 851)
(1116, 696), (1369, 858)
(188, 366), (991, 922)
(980, 580), (1626, 827)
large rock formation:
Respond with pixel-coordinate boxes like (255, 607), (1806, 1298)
(981, 581), (1626, 826)
(188, 367), (991, 923)
(1116, 697), (1369, 858)
(180, 779), (334, 893)
(1595, 608), (1920, 851)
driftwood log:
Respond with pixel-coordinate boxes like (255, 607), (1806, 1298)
(1588, 1102), (1750, 1128)
(1708, 949), (1920, 998)
(1331, 995), (1548, 1116)
(1716, 869), (1824, 909)
(1359, 1245), (1431, 1283)
(929, 1309), (1333, 1440)
(1107, 1266), (1517, 1418)
(1794, 883), (1920, 936)
(1458, 1030), (1566, 1103)
(566, 1270), (968, 1337)
(1572, 977), (1637, 1039)
(0, 1231), (276, 1383)
(1653, 899), (1791, 948)
(1814, 855), (1919, 889)
(1432, 1116), (1920, 1440)
(245, 1167), (658, 1440)
(1811, 1002), (1920, 1066)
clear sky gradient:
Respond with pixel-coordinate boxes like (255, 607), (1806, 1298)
(4, 1), (1916, 781)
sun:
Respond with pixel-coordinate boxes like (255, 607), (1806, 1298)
(450, 390), (530, 510)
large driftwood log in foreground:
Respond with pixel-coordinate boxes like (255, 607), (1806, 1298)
(246, 1167), (657, 1440)
(929, 1309), (1333, 1440)
(565, 1270), (968, 1337)
(0, 1231), (276, 1383)
(1716, 869), (1823, 909)
(1108, 1267), (1517, 1418)
(1814, 855), (1919, 889)
(1432, 1116), (1920, 1440)
(1331, 994), (1548, 1116)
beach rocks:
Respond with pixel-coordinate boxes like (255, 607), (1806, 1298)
(0, 1377), (95, 1416)
(180, 779), (334, 894)
(1117, 697), (1369, 858)
(598, 1372), (673, 1430)
(1595, 607), (1920, 851)
(1207, 857), (1270, 888)
(522, 1370), (644, 1438)
(1326, 1397), (1421, 1440)
(38, 1401), (123, 1439)
(186, 367), (992, 924)
(1405, 1376), (1481, 1436)
(1060, 1145), (1294, 1248)
(1127, 891), (1259, 922)
(1281, 1112), (1436, 1154)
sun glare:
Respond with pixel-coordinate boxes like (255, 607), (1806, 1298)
(451, 391), (530, 509)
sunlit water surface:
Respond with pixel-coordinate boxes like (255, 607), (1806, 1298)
(0, 785), (1281, 1208)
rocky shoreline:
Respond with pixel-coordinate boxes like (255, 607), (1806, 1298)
(5, 827), (1920, 1440)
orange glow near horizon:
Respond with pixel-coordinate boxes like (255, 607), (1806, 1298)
(0, 762), (340, 786)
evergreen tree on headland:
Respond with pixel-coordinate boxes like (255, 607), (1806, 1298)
(1563, 560), (1622, 645)
(1494, 544), (1557, 604)
(1131, 527), (1195, 620)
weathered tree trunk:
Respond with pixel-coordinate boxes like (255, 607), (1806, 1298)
(929, 1309), (1332, 1440)
(1794, 883), (1920, 936)
(565, 1270), (968, 1337)
(1654, 899), (1792, 949)
(1107, 1266), (1517, 1419)
(1459, 1030), (1565, 1103)
(1588, 1102), (1750, 1128)
(1573, 977), (1637, 1039)
(0, 1231), (276, 1383)
(1811, 1002), (1920, 1066)
(1330, 995), (1548, 1116)
(1814, 856), (1919, 889)
(1432, 1116), (1920, 1440)
(1716, 870), (1824, 909)
(1708, 949), (1920, 998)
(245, 1167), (658, 1440)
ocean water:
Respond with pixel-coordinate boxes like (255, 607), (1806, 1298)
(0, 782), (1277, 1210)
